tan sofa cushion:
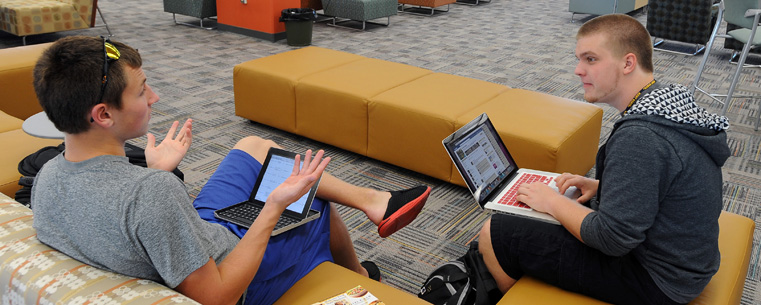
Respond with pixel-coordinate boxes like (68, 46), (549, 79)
(367, 73), (509, 182)
(233, 47), (364, 133)
(498, 211), (754, 305)
(295, 58), (432, 155)
(0, 129), (61, 197)
(0, 111), (23, 133)
(0, 42), (52, 120)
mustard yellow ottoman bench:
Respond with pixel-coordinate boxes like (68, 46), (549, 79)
(0, 42), (51, 120)
(233, 47), (364, 134)
(498, 211), (755, 305)
(233, 47), (603, 186)
(367, 72), (510, 182)
(295, 58), (432, 155)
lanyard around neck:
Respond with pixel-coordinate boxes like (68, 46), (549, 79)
(622, 79), (656, 116)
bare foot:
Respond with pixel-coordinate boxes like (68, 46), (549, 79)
(365, 191), (391, 225)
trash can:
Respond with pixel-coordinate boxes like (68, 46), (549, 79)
(279, 8), (317, 46)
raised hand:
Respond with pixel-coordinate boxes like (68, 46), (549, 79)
(145, 119), (192, 172)
(267, 149), (331, 211)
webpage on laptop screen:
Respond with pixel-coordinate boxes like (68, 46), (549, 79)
(455, 126), (514, 201)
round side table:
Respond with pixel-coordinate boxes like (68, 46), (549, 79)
(22, 112), (64, 139)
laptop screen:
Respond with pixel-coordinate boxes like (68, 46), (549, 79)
(250, 148), (320, 216)
(443, 113), (518, 203)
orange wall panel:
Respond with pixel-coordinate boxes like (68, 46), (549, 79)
(217, 0), (301, 34)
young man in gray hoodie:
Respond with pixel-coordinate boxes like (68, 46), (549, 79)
(477, 14), (731, 304)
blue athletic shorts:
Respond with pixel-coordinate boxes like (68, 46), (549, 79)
(193, 149), (334, 305)
(490, 214), (683, 305)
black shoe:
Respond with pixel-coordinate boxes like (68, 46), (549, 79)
(361, 261), (381, 281)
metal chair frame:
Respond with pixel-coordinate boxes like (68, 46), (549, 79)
(172, 14), (216, 30)
(454, 0), (491, 6)
(691, 0), (761, 130)
(398, 3), (450, 16)
(653, 38), (707, 56)
(326, 16), (390, 31)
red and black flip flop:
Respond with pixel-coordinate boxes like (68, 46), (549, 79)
(377, 185), (431, 238)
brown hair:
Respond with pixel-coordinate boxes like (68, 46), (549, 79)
(33, 36), (142, 134)
(577, 14), (653, 73)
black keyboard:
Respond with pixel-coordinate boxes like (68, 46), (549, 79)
(216, 202), (299, 229)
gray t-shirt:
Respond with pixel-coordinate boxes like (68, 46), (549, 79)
(31, 154), (240, 288)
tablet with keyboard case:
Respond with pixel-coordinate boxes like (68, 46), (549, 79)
(214, 147), (322, 236)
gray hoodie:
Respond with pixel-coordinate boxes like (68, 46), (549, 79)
(580, 84), (731, 303)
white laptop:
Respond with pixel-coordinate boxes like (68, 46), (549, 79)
(442, 113), (580, 225)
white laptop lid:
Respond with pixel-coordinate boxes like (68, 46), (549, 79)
(442, 113), (521, 208)
(443, 113), (575, 225)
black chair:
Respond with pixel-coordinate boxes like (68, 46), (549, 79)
(647, 0), (718, 55)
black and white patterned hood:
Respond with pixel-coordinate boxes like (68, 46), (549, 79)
(625, 84), (730, 132)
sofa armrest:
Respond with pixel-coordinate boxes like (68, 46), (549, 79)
(0, 193), (199, 304)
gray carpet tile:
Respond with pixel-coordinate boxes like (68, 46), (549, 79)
(2, 0), (761, 303)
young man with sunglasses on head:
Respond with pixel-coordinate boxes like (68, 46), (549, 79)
(476, 14), (731, 304)
(30, 36), (432, 305)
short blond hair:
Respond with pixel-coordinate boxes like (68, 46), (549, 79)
(577, 14), (653, 73)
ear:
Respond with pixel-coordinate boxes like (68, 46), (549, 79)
(622, 53), (638, 75)
(90, 103), (113, 127)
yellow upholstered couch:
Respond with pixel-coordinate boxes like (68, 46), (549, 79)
(0, 43), (62, 198)
(0, 192), (428, 304)
(233, 46), (604, 188)
(0, 0), (98, 44)
(0, 193), (199, 304)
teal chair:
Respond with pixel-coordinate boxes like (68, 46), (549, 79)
(321, 0), (396, 30)
(163, 0), (217, 30)
(692, 0), (761, 130)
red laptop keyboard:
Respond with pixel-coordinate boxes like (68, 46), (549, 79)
(497, 173), (554, 209)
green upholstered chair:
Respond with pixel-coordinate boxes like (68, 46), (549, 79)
(321, 0), (397, 30)
(723, 23), (761, 61)
(163, 0), (217, 29)
(692, 0), (761, 129)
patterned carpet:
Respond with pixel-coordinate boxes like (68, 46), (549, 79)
(2, 0), (761, 303)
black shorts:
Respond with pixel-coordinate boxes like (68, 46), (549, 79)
(490, 214), (684, 305)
